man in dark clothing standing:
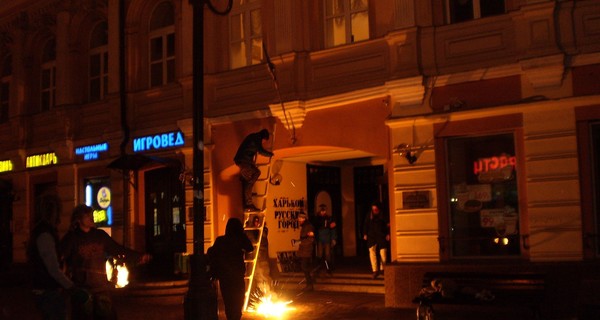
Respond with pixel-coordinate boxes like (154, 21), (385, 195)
(60, 204), (151, 320)
(296, 213), (315, 291)
(363, 201), (390, 279)
(28, 194), (74, 320)
(234, 129), (274, 212)
(313, 204), (336, 276)
(208, 218), (254, 320)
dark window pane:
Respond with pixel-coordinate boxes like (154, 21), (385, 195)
(41, 92), (50, 112)
(150, 37), (163, 61)
(90, 54), (101, 77)
(41, 69), (51, 89)
(480, 0), (505, 18)
(150, 63), (163, 87)
(450, 0), (474, 23)
(103, 52), (109, 72)
(103, 76), (108, 95)
(166, 59), (175, 83)
(90, 78), (100, 102)
(167, 33), (175, 57)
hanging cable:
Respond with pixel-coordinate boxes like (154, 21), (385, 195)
(263, 44), (296, 144)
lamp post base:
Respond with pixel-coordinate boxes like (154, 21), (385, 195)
(184, 254), (218, 320)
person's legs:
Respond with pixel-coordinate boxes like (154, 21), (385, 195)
(220, 277), (245, 320)
(239, 164), (261, 209)
(300, 257), (313, 290)
(368, 245), (378, 273)
(323, 242), (332, 274)
(35, 289), (67, 320)
(92, 291), (116, 320)
(379, 247), (388, 273)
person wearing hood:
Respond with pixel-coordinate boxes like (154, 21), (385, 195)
(208, 218), (254, 320)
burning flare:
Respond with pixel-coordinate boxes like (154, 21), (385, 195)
(106, 258), (129, 288)
(248, 294), (294, 318)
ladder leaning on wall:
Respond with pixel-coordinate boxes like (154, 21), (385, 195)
(242, 125), (276, 312)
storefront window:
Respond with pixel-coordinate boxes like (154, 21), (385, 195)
(84, 177), (112, 227)
(446, 133), (520, 257)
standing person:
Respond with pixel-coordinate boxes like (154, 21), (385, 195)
(207, 218), (254, 320)
(313, 204), (337, 276)
(363, 201), (390, 279)
(59, 204), (151, 320)
(296, 213), (315, 291)
(234, 129), (274, 212)
(27, 194), (74, 320)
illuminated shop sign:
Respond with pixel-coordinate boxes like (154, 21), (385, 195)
(0, 160), (13, 173)
(473, 154), (516, 175)
(86, 181), (112, 226)
(133, 131), (184, 152)
(474, 154), (516, 183)
(26, 153), (58, 168)
(75, 142), (109, 161)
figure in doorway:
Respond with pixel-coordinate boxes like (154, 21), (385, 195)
(313, 204), (337, 276)
(363, 201), (390, 279)
(234, 129), (274, 212)
(296, 213), (315, 291)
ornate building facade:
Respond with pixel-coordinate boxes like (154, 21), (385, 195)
(1, 0), (599, 314)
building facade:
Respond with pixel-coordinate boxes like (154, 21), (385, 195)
(1, 0), (600, 313)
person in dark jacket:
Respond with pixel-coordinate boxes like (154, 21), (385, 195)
(28, 194), (74, 320)
(313, 204), (337, 276)
(208, 218), (254, 320)
(59, 204), (151, 320)
(234, 129), (274, 212)
(362, 201), (390, 279)
(296, 213), (315, 291)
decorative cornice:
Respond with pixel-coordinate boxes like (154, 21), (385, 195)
(268, 101), (306, 130)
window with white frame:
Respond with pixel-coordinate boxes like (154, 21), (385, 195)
(324, 0), (369, 48)
(149, 1), (175, 87)
(447, 0), (505, 24)
(0, 54), (10, 123)
(89, 21), (108, 102)
(40, 39), (56, 112)
(229, 0), (262, 69)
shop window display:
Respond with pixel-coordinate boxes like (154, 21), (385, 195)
(446, 133), (520, 257)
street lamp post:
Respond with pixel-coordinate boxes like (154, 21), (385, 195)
(184, 1), (232, 319)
